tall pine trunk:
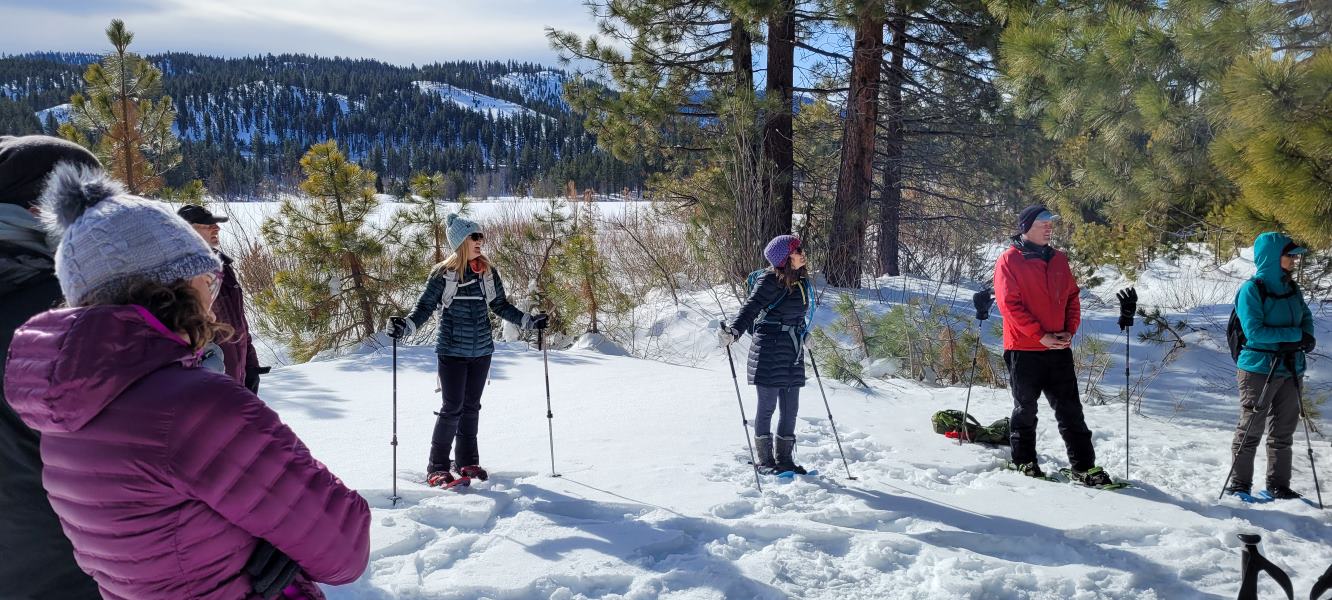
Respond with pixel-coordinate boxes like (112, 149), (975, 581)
(763, 0), (796, 240)
(827, 5), (884, 288)
(877, 10), (906, 277)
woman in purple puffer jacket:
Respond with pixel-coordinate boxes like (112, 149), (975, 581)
(3, 164), (370, 599)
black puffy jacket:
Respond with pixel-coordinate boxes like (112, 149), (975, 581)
(0, 249), (101, 598)
(728, 271), (811, 388)
(406, 263), (528, 358)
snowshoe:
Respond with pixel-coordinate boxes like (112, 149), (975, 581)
(1059, 467), (1131, 490)
(1230, 491), (1272, 504)
(776, 469), (819, 479)
(457, 465), (489, 482)
(1006, 461), (1057, 482)
(427, 470), (470, 490)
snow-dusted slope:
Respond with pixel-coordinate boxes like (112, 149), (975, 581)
(260, 274), (1331, 599)
(413, 81), (542, 119)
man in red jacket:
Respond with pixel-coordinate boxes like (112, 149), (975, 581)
(994, 205), (1112, 486)
(179, 204), (269, 392)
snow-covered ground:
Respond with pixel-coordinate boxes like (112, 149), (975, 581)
(257, 266), (1332, 599)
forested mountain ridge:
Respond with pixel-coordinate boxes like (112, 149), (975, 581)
(0, 52), (645, 197)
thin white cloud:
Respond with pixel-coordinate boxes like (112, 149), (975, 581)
(0, 0), (600, 65)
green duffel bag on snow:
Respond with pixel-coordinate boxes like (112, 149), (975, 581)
(931, 410), (1010, 445)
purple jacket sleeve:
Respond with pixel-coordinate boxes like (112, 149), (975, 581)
(166, 379), (370, 585)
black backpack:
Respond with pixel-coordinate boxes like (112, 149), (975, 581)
(1226, 279), (1298, 362)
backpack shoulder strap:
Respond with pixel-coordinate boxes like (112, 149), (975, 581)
(480, 269), (497, 303)
(438, 269), (461, 309)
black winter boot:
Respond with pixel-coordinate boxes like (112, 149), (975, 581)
(754, 435), (777, 474)
(1225, 480), (1252, 496)
(774, 435), (807, 475)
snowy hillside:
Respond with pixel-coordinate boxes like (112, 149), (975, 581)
(35, 102), (71, 125)
(254, 269), (1332, 599)
(414, 81), (545, 119)
(493, 71), (568, 110)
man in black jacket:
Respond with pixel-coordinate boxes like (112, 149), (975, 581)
(0, 135), (102, 598)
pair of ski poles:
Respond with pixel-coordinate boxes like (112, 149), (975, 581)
(386, 313), (560, 506)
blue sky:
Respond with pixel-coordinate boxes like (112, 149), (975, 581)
(0, 0), (600, 65)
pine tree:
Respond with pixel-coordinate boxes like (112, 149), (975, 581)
(259, 141), (401, 361)
(60, 19), (180, 195)
(549, 203), (630, 334)
(989, 0), (1285, 271)
(1213, 48), (1332, 248)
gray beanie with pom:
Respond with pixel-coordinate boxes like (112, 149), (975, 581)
(38, 163), (221, 306)
(445, 212), (481, 251)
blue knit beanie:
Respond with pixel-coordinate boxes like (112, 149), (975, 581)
(445, 213), (481, 250)
(38, 164), (221, 306)
(763, 235), (802, 268)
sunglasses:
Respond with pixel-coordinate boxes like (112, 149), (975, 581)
(200, 272), (221, 301)
(469, 232), (485, 242)
(790, 246), (804, 255)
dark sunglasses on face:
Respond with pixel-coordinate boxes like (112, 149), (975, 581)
(790, 246), (803, 255)
(469, 232), (485, 242)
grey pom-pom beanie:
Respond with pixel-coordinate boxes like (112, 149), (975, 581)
(445, 212), (481, 251)
(38, 163), (221, 306)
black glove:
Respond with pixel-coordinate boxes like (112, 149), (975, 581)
(245, 539), (300, 600)
(973, 289), (994, 321)
(530, 313), (549, 330)
(1116, 287), (1137, 331)
(244, 366), (270, 394)
(387, 316), (408, 339)
(1300, 332), (1316, 353)
(1278, 340), (1304, 353)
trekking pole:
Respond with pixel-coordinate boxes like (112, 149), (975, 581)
(961, 289), (994, 445)
(1219, 354), (1283, 500)
(539, 317), (560, 478)
(1124, 328), (1130, 480)
(1116, 287), (1137, 481)
(390, 335), (401, 507)
(1293, 375), (1324, 509)
(959, 329), (983, 446)
(1235, 533), (1295, 600)
(808, 352), (855, 480)
(724, 338), (763, 492)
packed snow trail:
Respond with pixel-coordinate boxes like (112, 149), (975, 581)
(262, 338), (1330, 600)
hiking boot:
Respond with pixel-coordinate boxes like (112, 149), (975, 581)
(1072, 467), (1114, 487)
(774, 435), (807, 475)
(457, 465), (489, 481)
(754, 434), (777, 474)
(1014, 462), (1046, 479)
(1265, 486), (1303, 500)
(426, 470), (455, 487)
(1224, 481), (1252, 496)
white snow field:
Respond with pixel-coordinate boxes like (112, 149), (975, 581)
(254, 264), (1332, 599)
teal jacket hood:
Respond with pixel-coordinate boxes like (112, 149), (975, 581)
(1252, 231), (1294, 291)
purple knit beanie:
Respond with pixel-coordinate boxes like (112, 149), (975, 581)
(763, 235), (802, 268)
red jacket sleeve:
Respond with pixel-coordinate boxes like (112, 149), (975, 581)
(1061, 258), (1081, 335)
(994, 252), (1044, 339)
(167, 379), (370, 585)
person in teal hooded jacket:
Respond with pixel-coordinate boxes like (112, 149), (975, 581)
(1226, 231), (1315, 500)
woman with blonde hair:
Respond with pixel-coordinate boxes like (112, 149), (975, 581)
(388, 213), (547, 487)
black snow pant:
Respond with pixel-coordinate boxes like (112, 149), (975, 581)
(1005, 348), (1097, 472)
(428, 354), (492, 473)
